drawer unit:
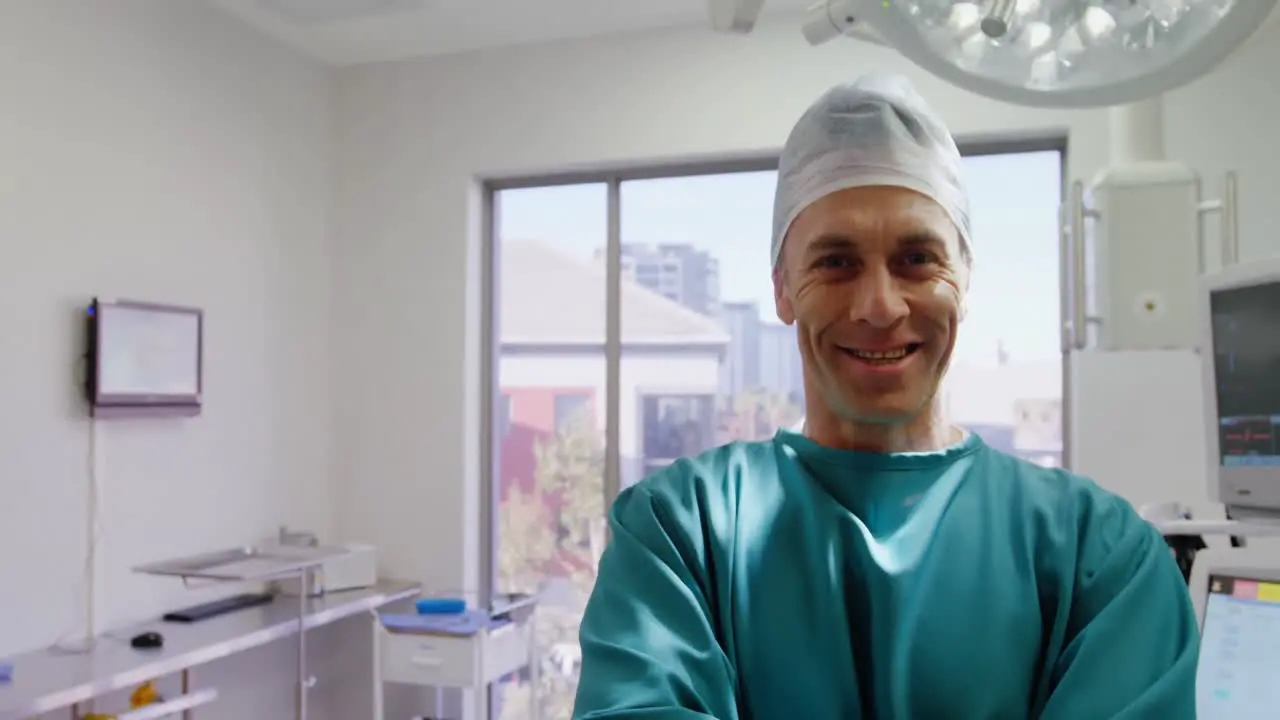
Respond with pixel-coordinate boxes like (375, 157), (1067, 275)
(380, 621), (531, 689)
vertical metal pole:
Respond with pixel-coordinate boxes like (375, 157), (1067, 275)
(1069, 180), (1088, 352)
(604, 179), (623, 523)
(1222, 171), (1239, 267)
(182, 669), (193, 720)
(296, 570), (307, 720)
(528, 614), (540, 720)
(370, 610), (384, 720)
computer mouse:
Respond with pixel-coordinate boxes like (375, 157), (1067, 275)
(130, 631), (164, 650)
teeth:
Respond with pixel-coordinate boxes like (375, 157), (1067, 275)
(850, 347), (910, 360)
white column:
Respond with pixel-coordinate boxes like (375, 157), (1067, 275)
(1108, 95), (1165, 163)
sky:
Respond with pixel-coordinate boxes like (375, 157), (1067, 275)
(494, 151), (1063, 369)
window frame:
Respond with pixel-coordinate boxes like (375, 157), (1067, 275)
(478, 134), (1069, 614)
(498, 393), (512, 440)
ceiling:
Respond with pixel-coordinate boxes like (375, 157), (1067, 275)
(212, 1), (1280, 69)
(210, 0), (814, 66)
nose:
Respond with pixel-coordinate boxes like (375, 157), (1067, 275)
(849, 263), (909, 328)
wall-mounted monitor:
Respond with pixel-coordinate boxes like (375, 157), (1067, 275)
(1199, 258), (1280, 517)
(86, 298), (203, 417)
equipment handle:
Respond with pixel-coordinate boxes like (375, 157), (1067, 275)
(1222, 171), (1239, 267)
(1069, 181), (1090, 350)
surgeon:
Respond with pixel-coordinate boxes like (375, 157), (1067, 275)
(572, 72), (1199, 719)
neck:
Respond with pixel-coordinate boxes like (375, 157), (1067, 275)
(803, 394), (960, 454)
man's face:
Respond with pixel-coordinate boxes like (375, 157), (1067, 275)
(773, 185), (969, 426)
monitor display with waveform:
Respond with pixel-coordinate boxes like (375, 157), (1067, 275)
(1220, 417), (1278, 458)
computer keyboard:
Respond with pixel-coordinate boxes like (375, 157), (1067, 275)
(162, 592), (274, 623)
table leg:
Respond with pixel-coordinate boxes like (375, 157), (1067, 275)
(370, 610), (384, 720)
(528, 617), (540, 720)
(297, 570), (309, 720)
(473, 683), (489, 720)
(183, 668), (194, 720)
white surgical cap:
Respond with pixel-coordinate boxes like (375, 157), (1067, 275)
(771, 72), (971, 268)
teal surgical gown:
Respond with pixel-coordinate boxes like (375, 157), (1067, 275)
(573, 430), (1198, 719)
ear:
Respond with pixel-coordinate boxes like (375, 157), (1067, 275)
(773, 266), (795, 325)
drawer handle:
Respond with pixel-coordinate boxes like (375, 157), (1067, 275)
(410, 655), (444, 668)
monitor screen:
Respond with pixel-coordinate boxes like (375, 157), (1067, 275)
(1197, 574), (1280, 718)
(97, 303), (201, 397)
(1209, 281), (1280, 467)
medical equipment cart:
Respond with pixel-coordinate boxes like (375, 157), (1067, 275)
(378, 593), (540, 720)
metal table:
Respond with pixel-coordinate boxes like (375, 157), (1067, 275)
(0, 580), (419, 720)
(133, 546), (353, 720)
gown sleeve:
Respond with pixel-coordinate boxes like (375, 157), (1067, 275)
(1037, 492), (1200, 720)
(572, 480), (739, 720)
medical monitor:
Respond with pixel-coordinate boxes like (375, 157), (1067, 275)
(1200, 257), (1280, 515)
(85, 298), (203, 417)
(1190, 549), (1280, 719)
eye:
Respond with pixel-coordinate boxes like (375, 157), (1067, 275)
(813, 254), (853, 270)
(901, 250), (936, 266)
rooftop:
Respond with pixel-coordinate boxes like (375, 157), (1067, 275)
(500, 239), (731, 347)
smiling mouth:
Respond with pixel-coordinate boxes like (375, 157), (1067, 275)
(840, 343), (923, 365)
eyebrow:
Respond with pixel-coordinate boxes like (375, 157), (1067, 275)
(806, 234), (858, 254)
(805, 230), (949, 256)
(897, 231), (949, 253)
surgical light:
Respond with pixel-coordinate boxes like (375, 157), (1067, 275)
(802, 0), (1275, 108)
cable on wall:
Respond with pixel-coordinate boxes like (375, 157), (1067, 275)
(52, 358), (105, 655)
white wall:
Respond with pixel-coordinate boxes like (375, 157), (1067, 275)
(0, 0), (338, 715)
(503, 351), (723, 461)
(331, 16), (1280, 600)
(1, 2), (1268, 714)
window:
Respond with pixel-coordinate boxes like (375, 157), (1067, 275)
(640, 394), (715, 476)
(490, 183), (608, 720)
(620, 171), (806, 479)
(941, 150), (1064, 467)
(553, 392), (592, 434)
(486, 145), (1065, 719)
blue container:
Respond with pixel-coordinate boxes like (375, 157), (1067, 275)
(415, 597), (466, 615)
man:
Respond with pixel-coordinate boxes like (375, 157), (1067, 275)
(572, 73), (1198, 719)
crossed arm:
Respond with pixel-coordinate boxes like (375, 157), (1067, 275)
(571, 485), (1198, 719)
(572, 485), (738, 720)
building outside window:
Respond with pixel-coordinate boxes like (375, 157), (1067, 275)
(553, 392), (592, 434)
(640, 394), (716, 476)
